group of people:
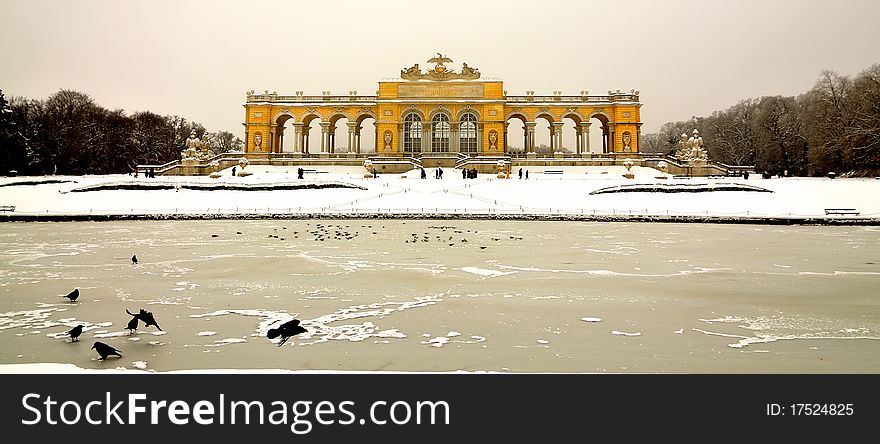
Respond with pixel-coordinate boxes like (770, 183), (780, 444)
(417, 167), (485, 179)
(131, 168), (156, 178)
(518, 168), (529, 179)
(420, 167), (445, 179)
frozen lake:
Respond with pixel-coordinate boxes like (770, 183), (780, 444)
(1, 220), (878, 373)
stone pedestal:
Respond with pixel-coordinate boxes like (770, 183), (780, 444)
(526, 152), (537, 159)
(623, 173), (635, 179)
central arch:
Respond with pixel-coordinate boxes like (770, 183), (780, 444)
(431, 113), (451, 152)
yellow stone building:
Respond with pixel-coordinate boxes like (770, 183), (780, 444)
(243, 55), (642, 160)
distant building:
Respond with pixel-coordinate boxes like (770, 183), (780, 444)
(243, 55), (642, 157)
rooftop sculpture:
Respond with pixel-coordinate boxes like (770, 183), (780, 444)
(401, 53), (480, 81)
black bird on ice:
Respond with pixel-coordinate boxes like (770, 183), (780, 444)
(126, 309), (162, 331)
(91, 341), (122, 360)
(62, 288), (79, 302)
(126, 314), (139, 334)
(267, 319), (307, 347)
(65, 325), (84, 342)
(131, 255), (138, 265)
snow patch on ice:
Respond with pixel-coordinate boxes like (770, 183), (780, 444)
(459, 267), (516, 278)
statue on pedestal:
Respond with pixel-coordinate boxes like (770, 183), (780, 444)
(675, 129), (708, 164)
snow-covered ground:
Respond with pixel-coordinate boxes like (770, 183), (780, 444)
(1, 165), (878, 220)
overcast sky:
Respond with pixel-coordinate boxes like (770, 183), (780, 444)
(2, 0), (879, 136)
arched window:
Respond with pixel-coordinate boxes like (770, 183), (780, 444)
(431, 113), (450, 152)
(404, 113), (422, 153)
(459, 113), (478, 154)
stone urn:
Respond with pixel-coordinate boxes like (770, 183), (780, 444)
(496, 160), (507, 179)
(657, 161), (668, 174)
(237, 157), (253, 177)
(622, 158), (635, 179)
(656, 160), (669, 179)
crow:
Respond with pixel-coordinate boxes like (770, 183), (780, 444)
(127, 309), (162, 331)
(62, 288), (79, 302)
(91, 341), (122, 360)
(267, 319), (307, 347)
(126, 315), (139, 334)
(131, 255), (138, 265)
(65, 325), (84, 342)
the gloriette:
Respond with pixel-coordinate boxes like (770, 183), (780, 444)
(242, 55), (643, 158)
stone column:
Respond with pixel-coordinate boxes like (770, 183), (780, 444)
(551, 122), (565, 152)
(579, 122), (591, 156)
(602, 125), (608, 153)
(525, 122), (536, 155)
(636, 126), (641, 153)
(450, 122), (460, 154)
(503, 122), (509, 155)
(422, 125), (430, 153)
(608, 123), (615, 153)
(293, 123), (304, 154)
(320, 122), (331, 155)
(347, 122), (358, 154)
(269, 129), (276, 153)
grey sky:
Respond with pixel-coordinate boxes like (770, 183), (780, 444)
(2, 0), (879, 137)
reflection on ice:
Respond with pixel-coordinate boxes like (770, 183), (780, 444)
(694, 315), (880, 349)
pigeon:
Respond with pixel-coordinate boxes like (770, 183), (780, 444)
(131, 255), (138, 265)
(126, 315), (139, 334)
(267, 319), (307, 347)
(62, 288), (79, 302)
(65, 325), (84, 342)
(91, 341), (122, 360)
(127, 309), (161, 331)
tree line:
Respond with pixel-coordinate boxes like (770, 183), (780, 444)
(0, 89), (243, 176)
(641, 64), (880, 176)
